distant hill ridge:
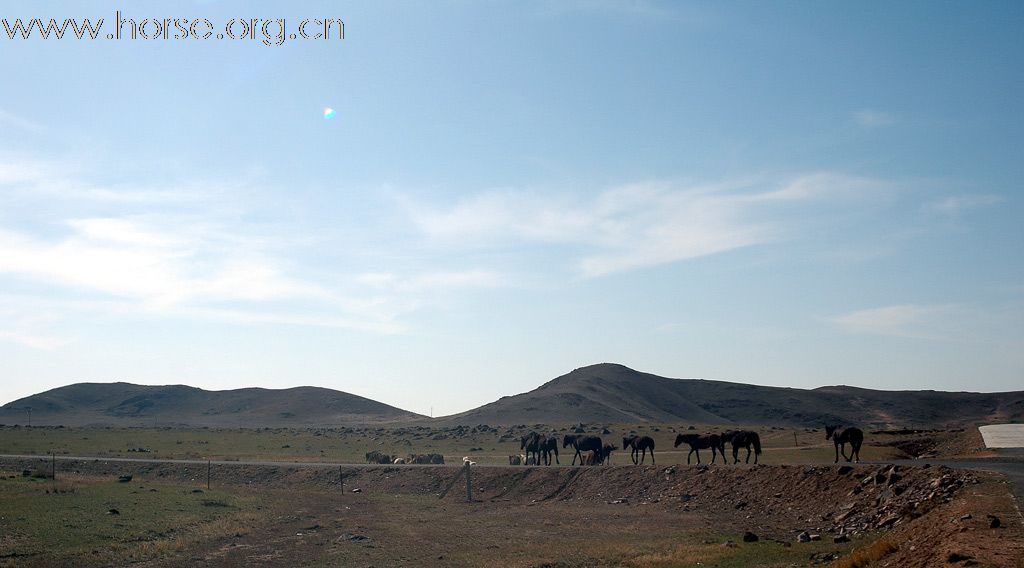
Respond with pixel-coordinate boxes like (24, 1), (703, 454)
(0, 382), (424, 427)
(440, 363), (1024, 427)
(2, 363), (1022, 428)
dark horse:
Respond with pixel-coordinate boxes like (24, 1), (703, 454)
(622, 435), (656, 465)
(674, 433), (726, 465)
(563, 434), (603, 466)
(521, 432), (544, 465)
(825, 425), (863, 463)
(721, 430), (762, 464)
(539, 436), (560, 465)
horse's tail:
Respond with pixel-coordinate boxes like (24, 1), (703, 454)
(752, 433), (762, 455)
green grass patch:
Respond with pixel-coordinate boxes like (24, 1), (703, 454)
(0, 474), (256, 566)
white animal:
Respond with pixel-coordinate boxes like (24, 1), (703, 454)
(462, 456), (476, 466)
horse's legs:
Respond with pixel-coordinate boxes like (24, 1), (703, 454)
(841, 442), (851, 462)
(649, 448), (654, 465)
(753, 446), (758, 465)
(687, 448), (693, 465)
(695, 448), (701, 465)
(745, 445), (752, 464)
(834, 442), (840, 464)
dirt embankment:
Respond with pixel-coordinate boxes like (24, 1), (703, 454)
(3, 457), (981, 540)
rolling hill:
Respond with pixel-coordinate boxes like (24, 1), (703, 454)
(441, 363), (1024, 428)
(3, 364), (1021, 428)
(0, 382), (424, 427)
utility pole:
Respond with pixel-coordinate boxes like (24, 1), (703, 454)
(26, 406), (32, 427)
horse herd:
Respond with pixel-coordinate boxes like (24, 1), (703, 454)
(514, 425), (863, 466)
(366, 425), (865, 467)
(515, 430), (763, 467)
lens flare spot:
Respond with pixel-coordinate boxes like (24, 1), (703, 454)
(323, 107), (337, 120)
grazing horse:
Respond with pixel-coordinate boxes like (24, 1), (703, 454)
(622, 436), (656, 465)
(721, 430), (762, 464)
(825, 425), (863, 463)
(563, 434), (604, 466)
(521, 432), (544, 465)
(674, 433), (726, 465)
(599, 443), (617, 465)
(539, 436), (560, 465)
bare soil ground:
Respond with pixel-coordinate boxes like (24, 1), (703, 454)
(2, 455), (1021, 567)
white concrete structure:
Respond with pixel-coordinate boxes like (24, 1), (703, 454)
(979, 424), (1024, 448)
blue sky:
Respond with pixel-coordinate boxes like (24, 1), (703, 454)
(1, 1), (1022, 415)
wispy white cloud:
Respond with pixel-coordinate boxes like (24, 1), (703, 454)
(536, 0), (679, 19)
(831, 302), (1024, 345)
(357, 270), (505, 292)
(405, 172), (891, 277)
(0, 305), (69, 350)
(854, 109), (895, 128)
(831, 304), (957, 339)
(0, 110), (43, 134)
(924, 194), (1003, 215)
(0, 330), (67, 350)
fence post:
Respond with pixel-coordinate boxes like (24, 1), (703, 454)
(207, 460), (211, 490)
(51, 453), (56, 481)
(465, 461), (472, 502)
(339, 466), (344, 494)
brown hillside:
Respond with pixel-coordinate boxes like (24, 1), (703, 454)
(0, 382), (424, 427)
(442, 363), (1024, 427)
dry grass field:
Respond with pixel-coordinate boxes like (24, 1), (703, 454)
(1, 424), (1020, 567)
(0, 423), (961, 466)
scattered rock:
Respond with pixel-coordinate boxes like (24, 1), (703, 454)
(117, 475), (133, 483)
(987, 515), (1000, 529)
(742, 531), (758, 543)
(809, 533), (821, 541)
(107, 508), (120, 515)
(837, 465), (854, 475)
(833, 534), (850, 543)
(350, 488), (361, 493)
(947, 552), (974, 563)
(797, 531), (811, 543)
(338, 533), (371, 542)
